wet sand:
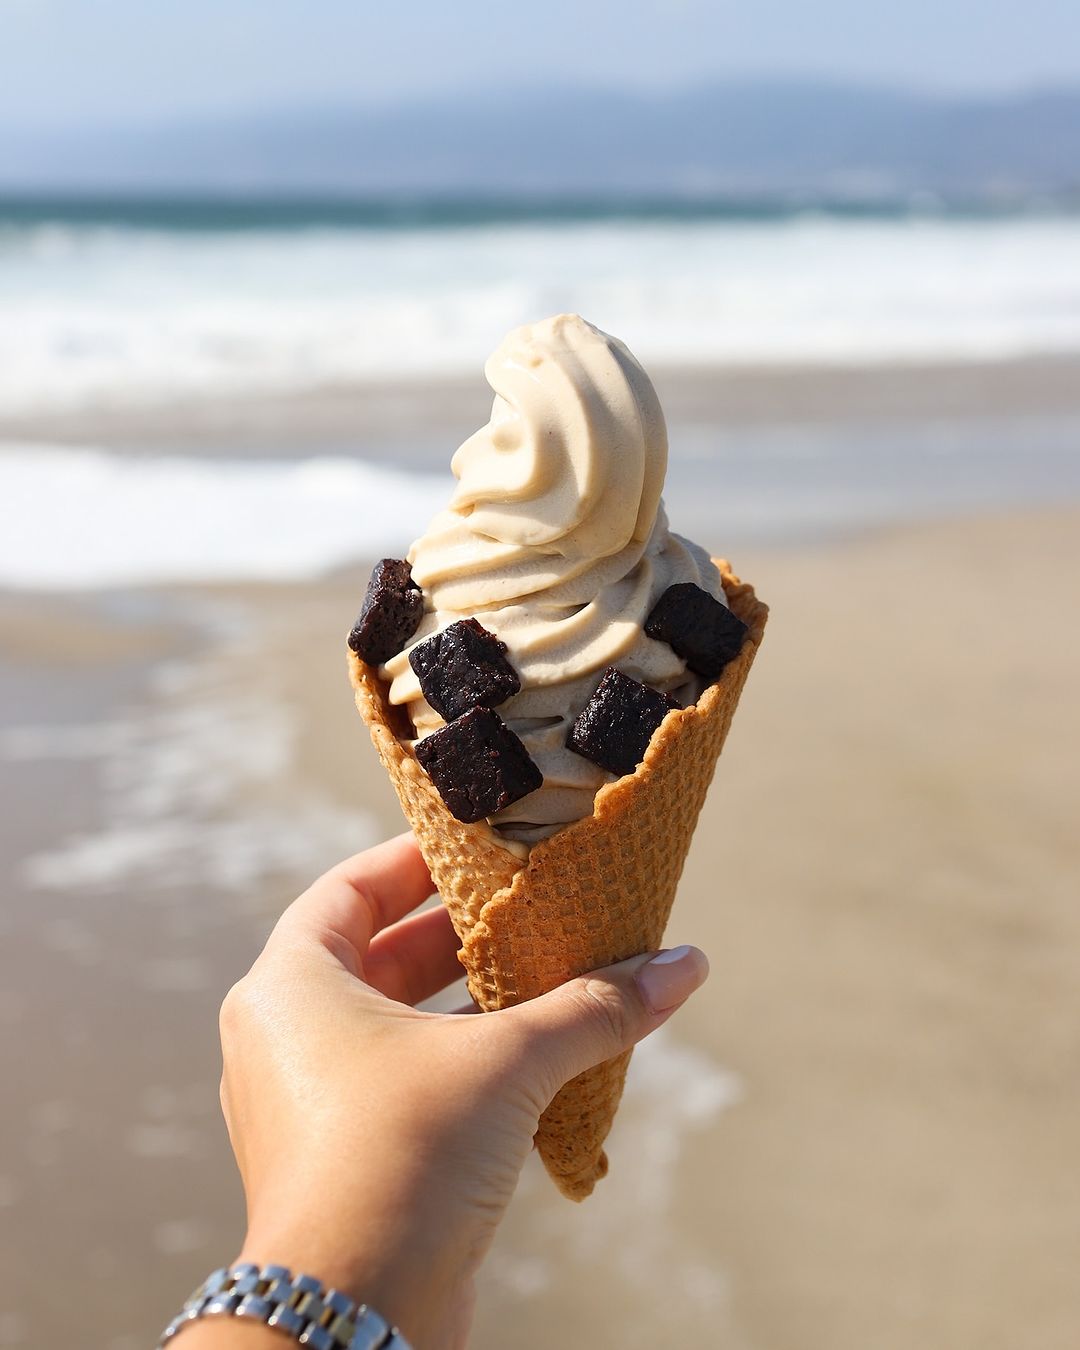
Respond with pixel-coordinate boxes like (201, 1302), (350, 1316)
(2, 506), (1079, 1347)
(4, 354), (1080, 457)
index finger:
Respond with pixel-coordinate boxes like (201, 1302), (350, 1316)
(270, 833), (434, 967)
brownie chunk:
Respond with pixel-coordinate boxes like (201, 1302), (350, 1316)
(415, 707), (543, 823)
(645, 582), (748, 681)
(567, 667), (680, 779)
(348, 559), (424, 665)
(409, 618), (521, 722)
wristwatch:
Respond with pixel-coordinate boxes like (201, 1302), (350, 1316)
(158, 1262), (413, 1349)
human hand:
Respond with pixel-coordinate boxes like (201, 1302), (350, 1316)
(210, 833), (709, 1350)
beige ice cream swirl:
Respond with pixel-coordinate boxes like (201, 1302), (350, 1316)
(382, 313), (727, 846)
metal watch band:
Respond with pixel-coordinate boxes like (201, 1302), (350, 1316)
(158, 1261), (413, 1350)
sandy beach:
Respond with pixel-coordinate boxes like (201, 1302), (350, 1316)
(2, 494), (1078, 1348)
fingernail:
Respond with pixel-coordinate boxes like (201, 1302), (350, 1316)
(635, 945), (709, 1014)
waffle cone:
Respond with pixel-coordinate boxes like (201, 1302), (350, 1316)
(349, 561), (767, 1199)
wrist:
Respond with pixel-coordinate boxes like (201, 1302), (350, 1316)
(238, 1208), (474, 1350)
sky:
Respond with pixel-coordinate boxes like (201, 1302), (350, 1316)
(2, 0), (1080, 128)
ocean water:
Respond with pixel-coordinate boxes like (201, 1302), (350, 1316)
(3, 197), (1080, 588)
(1, 198), (1079, 415)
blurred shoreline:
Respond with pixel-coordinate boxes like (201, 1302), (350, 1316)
(4, 354), (1080, 455)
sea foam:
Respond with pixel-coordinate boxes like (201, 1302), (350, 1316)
(0, 446), (447, 588)
(1, 215), (1079, 415)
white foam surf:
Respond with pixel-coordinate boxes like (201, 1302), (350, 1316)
(0, 446), (447, 589)
(2, 216), (1079, 415)
(8, 609), (376, 899)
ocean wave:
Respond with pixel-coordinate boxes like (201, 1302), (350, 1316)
(1, 216), (1079, 415)
(0, 446), (448, 588)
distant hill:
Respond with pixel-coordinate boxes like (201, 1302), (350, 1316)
(3, 78), (1079, 198)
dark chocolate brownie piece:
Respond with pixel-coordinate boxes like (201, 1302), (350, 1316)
(415, 707), (543, 823)
(348, 558), (424, 665)
(567, 667), (679, 779)
(645, 582), (748, 681)
(409, 618), (521, 722)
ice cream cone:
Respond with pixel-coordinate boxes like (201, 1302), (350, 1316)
(349, 561), (767, 1199)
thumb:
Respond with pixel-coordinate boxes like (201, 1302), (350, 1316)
(492, 946), (709, 1105)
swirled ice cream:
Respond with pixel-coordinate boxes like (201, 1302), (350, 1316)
(381, 313), (727, 844)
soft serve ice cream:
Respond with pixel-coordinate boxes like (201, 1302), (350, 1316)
(380, 313), (728, 844)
